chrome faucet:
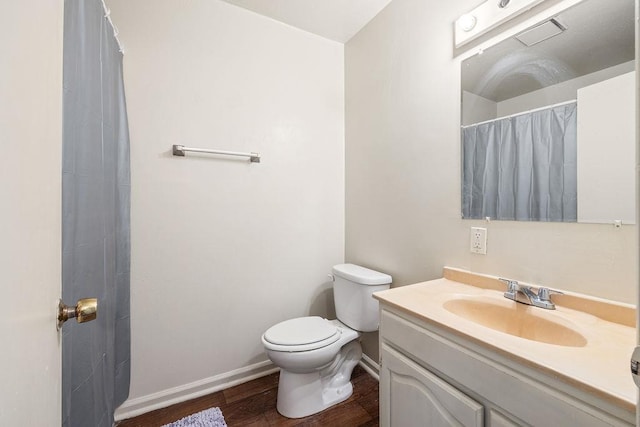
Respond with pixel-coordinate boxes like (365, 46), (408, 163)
(499, 278), (563, 310)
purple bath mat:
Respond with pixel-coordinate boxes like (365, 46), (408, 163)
(161, 407), (227, 427)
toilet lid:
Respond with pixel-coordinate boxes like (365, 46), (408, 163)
(263, 316), (339, 349)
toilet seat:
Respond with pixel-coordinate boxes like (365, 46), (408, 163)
(263, 316), (340, 352)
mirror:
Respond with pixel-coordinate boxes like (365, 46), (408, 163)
(461, 0), (635, 224)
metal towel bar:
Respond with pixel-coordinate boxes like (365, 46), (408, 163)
(172, 145), (261, 163)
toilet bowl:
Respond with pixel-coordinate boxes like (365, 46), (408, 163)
(262, 317), (362, 418)
(261, 264), (392, 418)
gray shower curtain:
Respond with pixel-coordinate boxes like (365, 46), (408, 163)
(462, 102), (577, 222)
(62, 0), (131, 426)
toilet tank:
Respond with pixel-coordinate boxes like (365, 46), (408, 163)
(332, 264), (392, 332)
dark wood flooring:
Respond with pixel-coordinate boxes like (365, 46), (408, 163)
(117, 365), (379, 426)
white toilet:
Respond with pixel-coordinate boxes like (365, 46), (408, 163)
(261, 263), (392, 418)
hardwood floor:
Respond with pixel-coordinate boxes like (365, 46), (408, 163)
(117, 365), (379, 426)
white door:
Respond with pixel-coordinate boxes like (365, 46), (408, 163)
(0, 1), (64, 425)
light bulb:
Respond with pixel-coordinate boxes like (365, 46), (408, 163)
(458, 14), (477, 32)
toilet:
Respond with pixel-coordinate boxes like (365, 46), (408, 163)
(261, 263), (392, 418)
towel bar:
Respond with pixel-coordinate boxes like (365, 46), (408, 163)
(172, 145), (260, 163)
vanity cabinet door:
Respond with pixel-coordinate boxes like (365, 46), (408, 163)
(380, 344), (484, 427)
(488, 409), (522, 427)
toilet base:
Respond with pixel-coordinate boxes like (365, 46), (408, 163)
(276, 340), (362, 418)
(276, 371), (354, 419)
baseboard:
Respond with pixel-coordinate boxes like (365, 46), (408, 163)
(359, 353), (380, 381)
(114, 360), (279, 422)
(116, 354), (379, 422)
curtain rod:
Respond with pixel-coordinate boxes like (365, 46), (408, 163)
(461, 99), (576, 129)
(100, 0), (125, 54)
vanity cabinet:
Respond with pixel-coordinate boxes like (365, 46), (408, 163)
(379, 307), (634, 427)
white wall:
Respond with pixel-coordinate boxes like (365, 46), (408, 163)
(345, 0), (636, 357)
(0, 1), (63, 425)
(109, 0), (344, 409)
(578, 72), (636, 224)
(461, 91), (497, 126)
(497, 61), (635, 116)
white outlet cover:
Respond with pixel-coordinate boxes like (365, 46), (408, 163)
(470, 227), (487, 254)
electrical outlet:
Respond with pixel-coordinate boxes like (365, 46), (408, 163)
(470, 227), (487, 254)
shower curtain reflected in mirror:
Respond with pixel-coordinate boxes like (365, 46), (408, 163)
(62, 1), (131, 426)
(462, 102), (577, 222)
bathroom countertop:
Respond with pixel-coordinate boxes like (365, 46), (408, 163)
(373, 267), (637, 412)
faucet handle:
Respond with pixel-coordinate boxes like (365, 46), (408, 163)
(537, 287), (564, 302)
(499, 278), (520, 301)
(498, 278), (519, 291)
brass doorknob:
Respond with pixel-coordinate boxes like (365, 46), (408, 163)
(57, 298), (98, 330)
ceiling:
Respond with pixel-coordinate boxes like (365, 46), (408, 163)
(219, 0), (393, 43)
(462, 0), (635, 102)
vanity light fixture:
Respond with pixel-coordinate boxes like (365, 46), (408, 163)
(455, 0), (547, 47)
(458, 14), (478, 32)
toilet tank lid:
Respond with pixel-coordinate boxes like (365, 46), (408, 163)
(332, 264), (392, 285)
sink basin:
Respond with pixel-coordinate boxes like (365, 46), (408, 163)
(444, 296), (587, 347)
